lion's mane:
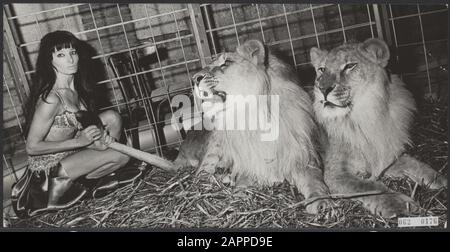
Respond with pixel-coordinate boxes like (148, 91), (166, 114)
(209, 41), (319, 185)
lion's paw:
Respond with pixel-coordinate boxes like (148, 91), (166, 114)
(196, 164), (216, 176)
(171, 162), (184, 172)
(306, 199), (335, 215)
(172, 158), (200, 172)
(429, 175), (447, 190)
(218, 173), (234, 186)
(367, 193), (419, 218)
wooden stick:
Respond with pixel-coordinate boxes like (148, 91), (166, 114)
(108, 142), (175, 172)
(75, 110), (175, 172)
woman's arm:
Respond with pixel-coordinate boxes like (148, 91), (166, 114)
(26, 93), (101, 155)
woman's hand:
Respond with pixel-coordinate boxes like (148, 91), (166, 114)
(102, 133), (116, 146)
(78, 125), (102, 146)
(87, 130), (115, 151)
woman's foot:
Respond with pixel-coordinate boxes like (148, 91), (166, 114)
(89, 164), (144, 198)
(30, 164), (87, 217)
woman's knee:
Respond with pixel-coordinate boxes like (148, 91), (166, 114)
(99, 110), (122, 129)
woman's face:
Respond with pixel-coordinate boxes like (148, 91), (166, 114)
(52, 47), (79, 75)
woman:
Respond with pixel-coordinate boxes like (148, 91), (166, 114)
(12, 30), (138, 218)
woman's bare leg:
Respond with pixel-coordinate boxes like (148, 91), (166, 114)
(60, 148), (129, 179)
(60, 110), (130, 179)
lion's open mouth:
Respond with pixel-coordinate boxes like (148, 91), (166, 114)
(322, 100), (350, 108)
(195, 86), (227, 103)
(194, 76), (227, 103)
(212, 90), (227, 102)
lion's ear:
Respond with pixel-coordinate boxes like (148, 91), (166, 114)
(359, 38), (390, 67)
(310, 47), (326, 69)
(237, 40), (266, 65)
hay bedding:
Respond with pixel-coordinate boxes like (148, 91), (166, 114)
(8, 101), (447, 229)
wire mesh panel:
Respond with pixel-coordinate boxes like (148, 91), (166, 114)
(5, 3), (203, 154)
(200, 3), (377, 86)
(387, 4), (448, 103)
(3, 20), (30, 214)
(2, 3), (206, 211)
(3, 62), (28, 198)
(3, 60), (26, 180)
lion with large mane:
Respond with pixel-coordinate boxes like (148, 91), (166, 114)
(174, 40), (331, 214)
(310, 38), (447, 218)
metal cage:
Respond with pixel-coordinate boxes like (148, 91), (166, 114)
(3, 3), (447, 215)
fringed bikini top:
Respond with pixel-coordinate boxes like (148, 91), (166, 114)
(43, 89), (85, 142)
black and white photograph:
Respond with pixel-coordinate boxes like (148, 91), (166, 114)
(2, 2), (448, 231)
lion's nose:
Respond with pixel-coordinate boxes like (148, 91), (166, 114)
(319, 85), (335, 98)
(193, 72), (206, 85)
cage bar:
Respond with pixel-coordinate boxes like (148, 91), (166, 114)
(117, 3), (164, 155)
(337, 4), (347, 42)
(282, 4), (297, 67)
(309, 4), (321, 48)
(255, 4), (266, 43)
(87, 4), (122, 114)
(366, 5), (374, 38)
(229, 4), (241, 46)
(416, 5), (433, 95)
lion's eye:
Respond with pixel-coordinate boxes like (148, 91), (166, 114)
(221, 59), (232, 68)
(317, 67), (325, 73)
(343, 63), (357, 72)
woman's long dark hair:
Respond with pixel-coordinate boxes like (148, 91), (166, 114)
(24, 30), (97, 136)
